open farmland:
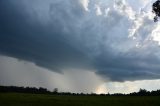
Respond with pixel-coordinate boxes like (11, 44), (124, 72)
(0, 93), (160, 106)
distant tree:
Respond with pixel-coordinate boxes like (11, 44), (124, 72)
(53, 88), (58, 94)
(153, 0), (160, 22)
(138, 89), (150, 96)
(39, 87), (48, 93)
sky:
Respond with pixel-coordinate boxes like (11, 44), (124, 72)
(1, 0), (160, 94)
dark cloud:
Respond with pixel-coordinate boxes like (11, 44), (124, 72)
(0, 0), (160, 82)
(0, 0), (91, 72)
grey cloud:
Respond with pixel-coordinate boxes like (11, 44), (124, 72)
(1, 0), (160, 82)
(0, 0), (91, 72)
(0, 56), (102, 93)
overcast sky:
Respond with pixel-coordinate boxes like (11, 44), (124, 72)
(1, 0), (160, 94)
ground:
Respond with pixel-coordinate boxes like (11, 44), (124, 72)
(0, 93), (160, 106)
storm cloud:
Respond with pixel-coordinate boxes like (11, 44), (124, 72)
(1, 0), (160, 83)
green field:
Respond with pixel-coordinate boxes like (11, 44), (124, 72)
(0, 93), (160, 106)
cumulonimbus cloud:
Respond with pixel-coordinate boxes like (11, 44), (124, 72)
(0, 0), (160, 82)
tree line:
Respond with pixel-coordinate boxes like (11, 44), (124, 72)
(0, 85), (160, 96)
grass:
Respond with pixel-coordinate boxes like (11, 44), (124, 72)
(0, 93), (160, 106)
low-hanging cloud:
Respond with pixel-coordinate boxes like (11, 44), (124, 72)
(1, 0), (160, 82)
